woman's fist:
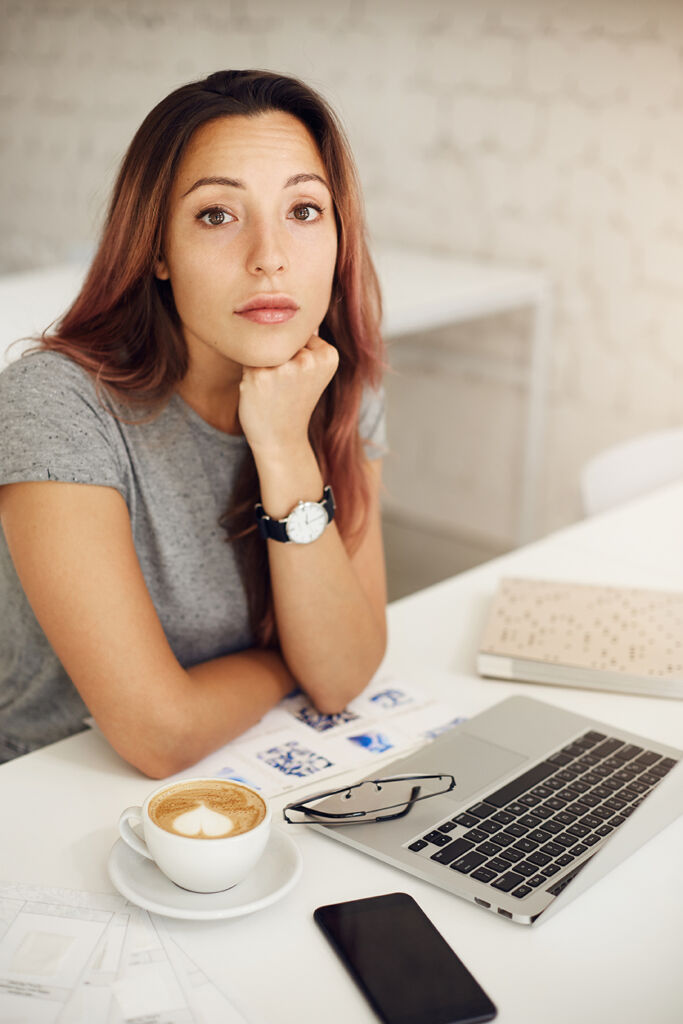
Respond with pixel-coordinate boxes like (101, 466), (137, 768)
(238, 334), (339, 456)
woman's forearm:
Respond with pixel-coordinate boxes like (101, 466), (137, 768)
(253, 441), (387, 713)
(136, 648), (297, 778)
(269, 528), (387, 711)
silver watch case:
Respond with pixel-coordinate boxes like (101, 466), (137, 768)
(284, 499), (330, 544)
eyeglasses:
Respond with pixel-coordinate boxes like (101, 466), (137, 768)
(282, 773), (456, 825)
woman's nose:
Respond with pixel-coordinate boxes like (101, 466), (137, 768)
(246, 220), (288, 276)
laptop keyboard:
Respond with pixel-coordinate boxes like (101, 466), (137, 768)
(407, 730), (678, 901)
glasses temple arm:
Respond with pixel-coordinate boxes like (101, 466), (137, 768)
(374, 785), (422, 823)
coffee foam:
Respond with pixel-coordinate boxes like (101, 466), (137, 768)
(173, 803), (234, 837)
(149, 780), (266, 839)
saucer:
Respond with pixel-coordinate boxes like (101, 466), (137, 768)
(108, 829), (302, 920)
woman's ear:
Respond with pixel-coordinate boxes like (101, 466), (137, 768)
(154, 257), (170, 281)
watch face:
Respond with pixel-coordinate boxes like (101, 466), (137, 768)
(286, 501), (328, 544)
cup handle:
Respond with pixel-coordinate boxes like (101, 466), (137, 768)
(118, 806), (153, 861)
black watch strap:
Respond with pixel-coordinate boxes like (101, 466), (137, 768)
(255, 485), (335, 542)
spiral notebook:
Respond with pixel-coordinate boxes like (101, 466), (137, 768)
(477, 577), (683, 699)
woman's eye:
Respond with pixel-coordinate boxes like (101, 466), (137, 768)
(197, 207), (235, 227)
(290, 204), (323, 222)
(197, 204), (323, 226)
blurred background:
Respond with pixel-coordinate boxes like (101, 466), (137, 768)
(2, 0), (683, 600)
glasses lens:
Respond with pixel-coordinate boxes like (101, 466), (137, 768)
(286, 775), (453, 824)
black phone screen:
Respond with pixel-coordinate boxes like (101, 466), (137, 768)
(314, 893), (497, 1024)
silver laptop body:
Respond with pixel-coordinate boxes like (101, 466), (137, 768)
(310, 696), (682, 925)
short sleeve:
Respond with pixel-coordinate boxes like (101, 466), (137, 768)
(358, 382), (387, 460)
(0, 351), (128, 501)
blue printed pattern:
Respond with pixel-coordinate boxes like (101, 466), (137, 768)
(369, 688), (413, 710)
(423, 717), (468, 740)
(348, 732), (394, 754)
(258, 741), (333, 777)
(214, 767), (262, 789)
(294, 706), (360, 732)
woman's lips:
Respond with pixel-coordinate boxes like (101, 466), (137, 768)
(235, 307), (298, 324)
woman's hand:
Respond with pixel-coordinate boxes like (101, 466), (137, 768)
(238, 334), (339, 457)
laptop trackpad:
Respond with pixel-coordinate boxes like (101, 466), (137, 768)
(391, 732), (527, 803)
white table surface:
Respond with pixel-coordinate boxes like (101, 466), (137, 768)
(2, 483), (682, 1023)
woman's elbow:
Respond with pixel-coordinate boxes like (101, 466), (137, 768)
(112, 740), (189, 780)
(104, 707), (199, 780)
(315, 634), (388, 716)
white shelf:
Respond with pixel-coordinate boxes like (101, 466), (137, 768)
(374, 243), (548, 337)
(373, 243), (553, 544)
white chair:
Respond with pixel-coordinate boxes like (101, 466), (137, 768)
(580, 429), (683, 516)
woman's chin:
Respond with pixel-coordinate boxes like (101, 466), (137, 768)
(240, 341), (311, 369)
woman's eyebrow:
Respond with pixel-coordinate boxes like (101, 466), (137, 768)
(181, 172), (331, 197)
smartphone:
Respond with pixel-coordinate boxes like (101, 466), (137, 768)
(314, 892), (497, 1024)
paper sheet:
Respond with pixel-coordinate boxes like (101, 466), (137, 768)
(169, 672), (466, 797)
(0, 883), (250, 1024)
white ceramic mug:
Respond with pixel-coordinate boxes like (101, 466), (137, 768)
(118, 777), (271, 893)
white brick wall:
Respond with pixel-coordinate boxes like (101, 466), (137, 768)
(2, 0), (683, 544)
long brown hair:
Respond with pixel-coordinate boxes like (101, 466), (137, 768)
(39, 69), (385, 646)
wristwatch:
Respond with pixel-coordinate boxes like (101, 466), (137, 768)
(255, 485), (336, 544)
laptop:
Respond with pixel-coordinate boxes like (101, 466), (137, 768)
(309, 696), (683, 925)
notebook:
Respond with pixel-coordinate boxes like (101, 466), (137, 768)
(476, 577), (683, 699)
(308, 695), (682, 925)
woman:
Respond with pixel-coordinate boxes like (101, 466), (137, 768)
(0, 70), (387, 777)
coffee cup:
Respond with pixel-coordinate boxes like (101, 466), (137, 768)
(118, 777), (271, 892)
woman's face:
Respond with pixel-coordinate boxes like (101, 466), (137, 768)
(155, 111), (338, 375)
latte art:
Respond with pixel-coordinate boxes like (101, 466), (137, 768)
(173, 802), (234, 837)
(149, 780), (266, 839)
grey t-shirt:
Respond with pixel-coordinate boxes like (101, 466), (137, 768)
(0, 350), (386, 761)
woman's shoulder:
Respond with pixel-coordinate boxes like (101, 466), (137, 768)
(0, 349), (117, 452)
(0, 349), (106, 420)
(0, 349), (128, 491)
(0, 348), (96, 393)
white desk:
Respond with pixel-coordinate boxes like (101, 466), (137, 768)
(2, 483), (682, 1023)
(0, 245), (551, 543)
